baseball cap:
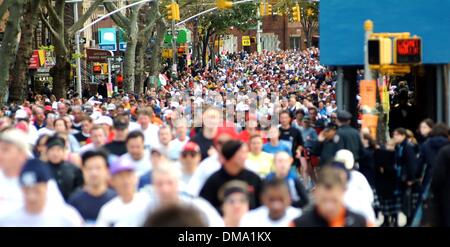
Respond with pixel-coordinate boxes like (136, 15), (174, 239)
(44, 105), (53, 112)
(46, 135), (66, 149)
(0, 129), (32, 157)
(182, 142), (200, 153)
(334, 149), (355, 170)
(15, 109), (29, 120)
(94, 116), (113, 126)
(107, 104), (116, 111)
(336, 110), (352, 121)
(221, 140), (244, 161)
(20, 159), (52, 187)
(110, 157), (135, 175)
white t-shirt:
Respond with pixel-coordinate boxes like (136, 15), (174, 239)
(128, 121), (141, 132)
(239, 206), (301, 227)
(0, 171), (65, 219)
(120, 150), (152, 178)
(96, 192), (150, 227)
(37, 127), (54, 137)
(79, 143), (96, 155)
(0, 203), (83, 227)
(141, 124), (160, 149)
(345, 170), (376, 223)
(117, 190), (224, 227)
(167, 138), (189, 161)
(0, 172), (23, 218)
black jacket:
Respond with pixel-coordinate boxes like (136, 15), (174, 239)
(47, 161), (84, 201)
(311, 136), (344, 166)
(374, 148), (397, 199)
(431, 145), (450, 226)
(336, 125), (365, 161)
(291, 207), (367, 227)
(199, 166), (262, 214)
(395, 140), (419, 184)
(418, 136), (450, 189)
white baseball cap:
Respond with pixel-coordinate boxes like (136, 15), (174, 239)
(15, 109), (29, 119)
(94, 116), (113, 126)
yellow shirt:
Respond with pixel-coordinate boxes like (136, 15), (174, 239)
(247, 152), (274, 178)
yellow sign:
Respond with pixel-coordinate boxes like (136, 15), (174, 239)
(162, 49), (173, 59)
(242, 36), (251, 46)
(38, 50), (46, 66)
(360, 80), (377, 110)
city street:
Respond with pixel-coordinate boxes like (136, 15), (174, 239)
(0, 0), (450, 229)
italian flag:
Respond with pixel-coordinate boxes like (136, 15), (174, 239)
(158, 73), (168, 87)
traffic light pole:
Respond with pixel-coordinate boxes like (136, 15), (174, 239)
(364, 20), (373, 80)
(73, 1), (82, 98)
(171, 0), (178, 77)
(256, 1), (262, 53)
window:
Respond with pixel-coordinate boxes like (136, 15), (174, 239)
(289, 36), (301, 50)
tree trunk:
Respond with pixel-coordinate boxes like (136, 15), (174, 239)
(134, 39), (146, 94)
(0, 0), (24, 104)
(122, 9), (139, 93)
(51, 50), (71, 99)
(148, 18), (167, 90)
(201, 30), (210, 68)
(192, 18), (199, 63)
(10, 0), (41, 103)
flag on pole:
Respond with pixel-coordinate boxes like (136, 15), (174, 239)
(158, 73), (168, 87)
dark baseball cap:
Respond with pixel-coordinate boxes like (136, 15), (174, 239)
(336, 110), (352, 121)
(20, 159), (52, 187)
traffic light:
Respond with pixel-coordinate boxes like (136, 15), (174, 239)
(102, 63), (108, 74)
(217, 0), (233, 10)
(292, 4), (301, 22)
(394, 37), (422, 64)
(93, 64), (102, 74)
(368, 37), (392, 65)
(266, 4), (272, 15)
(259, 3), (272, 16)
(306, 8), (314, 17)
(165, 3), (180, 21)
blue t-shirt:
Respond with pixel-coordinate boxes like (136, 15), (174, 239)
(138, 171), (152, 189)
(262, 142), (292, 155)
(68, 188), (116, 223)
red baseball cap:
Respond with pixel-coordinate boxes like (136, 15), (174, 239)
(182, 142), (200, 153)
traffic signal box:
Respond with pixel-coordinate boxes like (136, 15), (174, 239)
(368, 37), (392, 65)
(292, 4), (301, 22)
(217, 0), (233, 10)
(259, 3), (272, 16)
(368, 34), (422, 74)
(166, 3), (180, 21)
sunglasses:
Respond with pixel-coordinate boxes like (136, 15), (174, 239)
(181, 151), (199, 157)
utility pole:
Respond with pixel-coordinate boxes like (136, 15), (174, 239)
(364, 20), (373, 80)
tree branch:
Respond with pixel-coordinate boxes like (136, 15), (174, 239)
(43, 0), (63, 28)
(104, 2), (131, 30)
(68, 0), (104, 35)
(0, 0), (12, 21)
(40, 9), (64, 48)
